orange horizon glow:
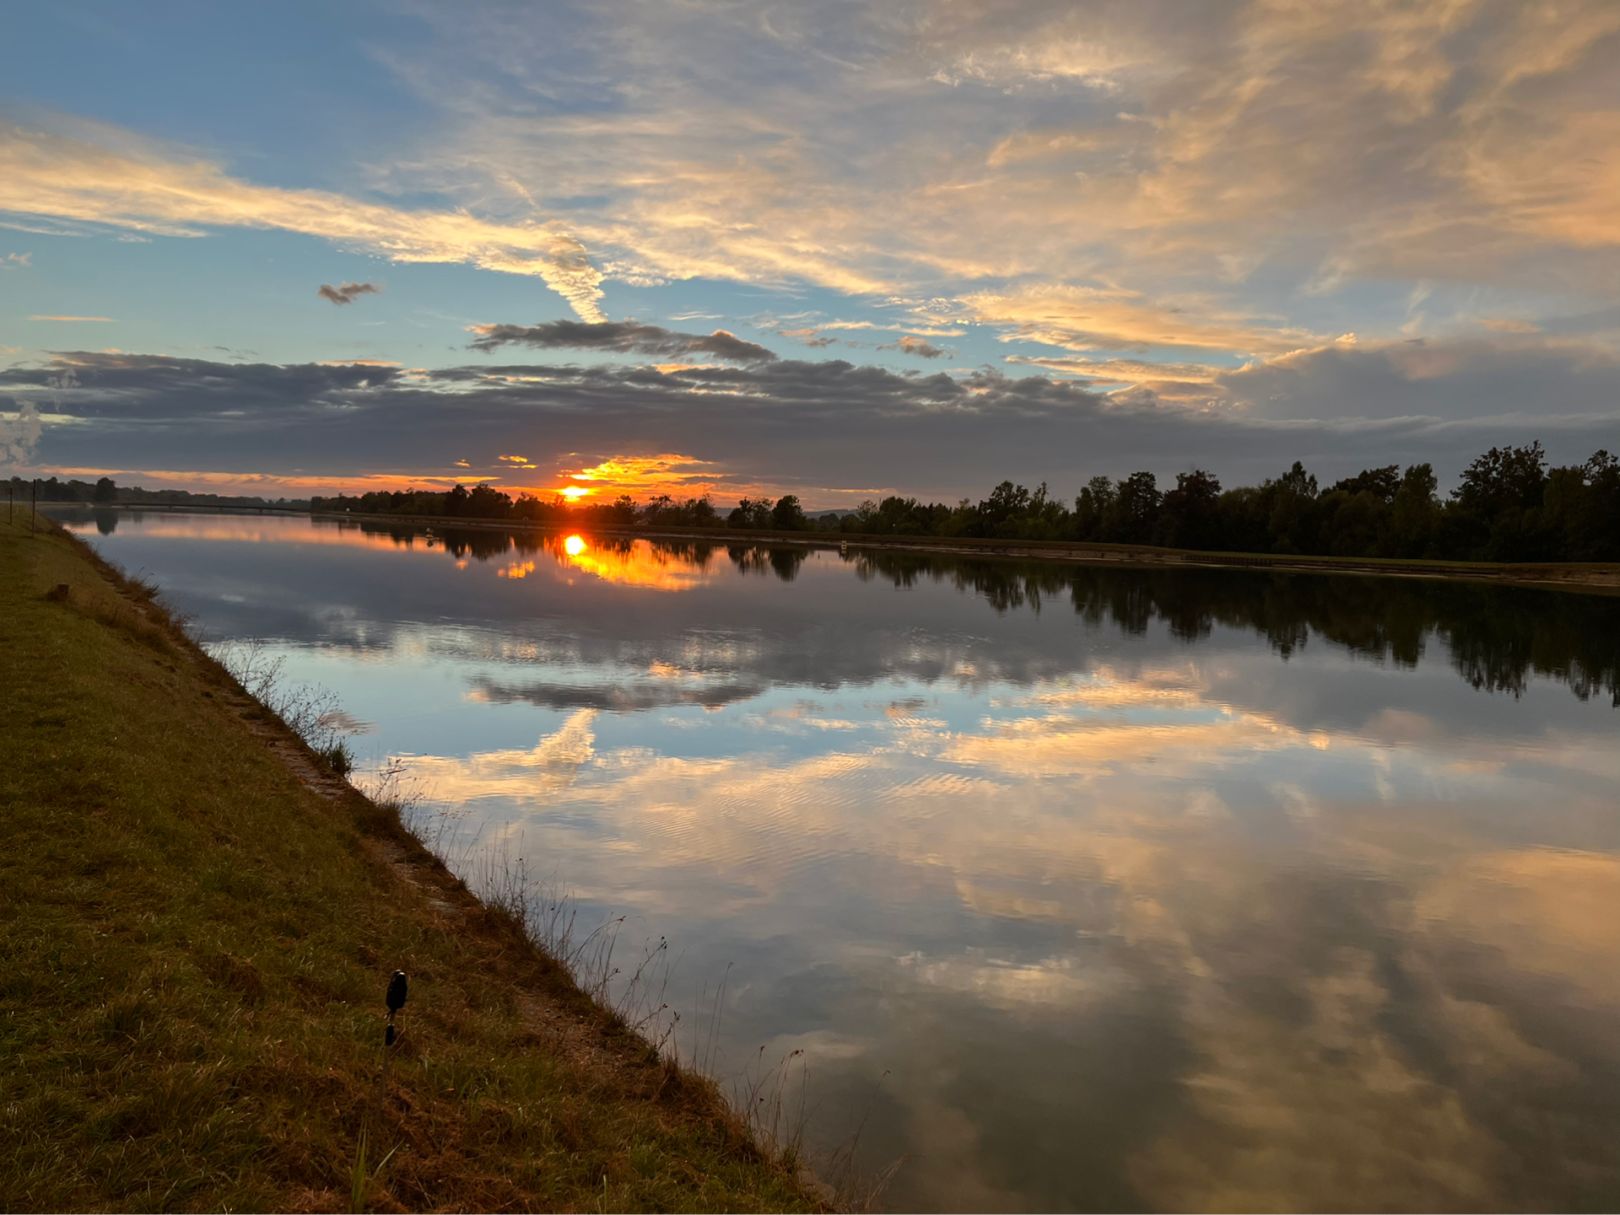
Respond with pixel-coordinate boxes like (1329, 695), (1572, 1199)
(33, 454), (889, 511)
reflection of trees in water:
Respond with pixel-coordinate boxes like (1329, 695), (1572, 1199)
(727, 544), (809, 582)
(339, 518), (806, 583)
(344, 519), (516, 561)
(851, 550), (1620, 705)
(318, 519), (1618, 703)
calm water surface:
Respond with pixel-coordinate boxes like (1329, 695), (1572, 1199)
(65, 509), (1620, 1211)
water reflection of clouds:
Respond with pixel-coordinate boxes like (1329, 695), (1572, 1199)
(469, 674), (765, 713)
(384, 661), (1620, 1208)
(1100, 823), (1620, 1210)
(401, 708), (598, 801)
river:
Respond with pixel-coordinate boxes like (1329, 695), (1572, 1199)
(61, 508), (1620, 1211)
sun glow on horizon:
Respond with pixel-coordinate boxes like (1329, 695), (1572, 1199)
(560, 485), (592, 500)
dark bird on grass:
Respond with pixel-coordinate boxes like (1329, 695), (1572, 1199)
(385, 970), (408, 1046)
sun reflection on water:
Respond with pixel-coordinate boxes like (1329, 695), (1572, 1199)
(556, 534), (713, 591)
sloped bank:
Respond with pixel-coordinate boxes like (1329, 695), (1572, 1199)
(0, 510), (821, 1213)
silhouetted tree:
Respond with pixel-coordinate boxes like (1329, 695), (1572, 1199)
(1108, 471), (1161, 544)
(728, 497), (773, 529)
(770, 494), (808, 530)
(1157, 470), (1222, 549)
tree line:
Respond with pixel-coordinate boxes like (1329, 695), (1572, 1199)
(314, 442), (1620, 563)
(312, 483), (816, 531)
(5, 475), (307, 510)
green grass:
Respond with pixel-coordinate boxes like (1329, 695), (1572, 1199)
(0, 510), (819, 1213)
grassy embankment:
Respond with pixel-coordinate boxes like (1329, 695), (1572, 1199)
(0, 509), (820, 1212)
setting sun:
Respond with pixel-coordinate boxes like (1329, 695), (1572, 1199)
(563, 534), (587, 556)
(560, 486), (591, 501)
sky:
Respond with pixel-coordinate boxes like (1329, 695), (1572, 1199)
(2, 0), (1619, 506)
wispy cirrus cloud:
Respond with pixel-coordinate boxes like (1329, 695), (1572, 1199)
(961, 285), (1318, 356)
(366, 0), (1620, 358)
(1003, 354), (1226, 406)
(0, 121), (606, 320)
(28, 314), (115, 322)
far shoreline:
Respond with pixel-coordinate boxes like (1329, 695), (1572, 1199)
(85, 501), (1620, 594)
(306, 508), (1620, 596)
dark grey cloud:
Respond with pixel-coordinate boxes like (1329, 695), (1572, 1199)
(469, 675), (765, 712)
(468, 319), (777, 363)
(6, 342), (1619, 499)
(1217, 337), (1620, 421)
(0, 353), (401, 425)
(318, 281), (381, 305)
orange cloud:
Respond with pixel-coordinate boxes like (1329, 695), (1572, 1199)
(550, 452), (756, 503)
(962, 285), (1317, 355)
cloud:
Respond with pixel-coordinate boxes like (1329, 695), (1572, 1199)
(357, 0), (1620, 372)
(0, 399), (41, 465)
(468, 319), (777, 363)
(778, 326), (838, 349)
(1, 252), (29, 269)
(28, 314), (115, 323)
(1212, 335), (1620, 421)
(886, 335), (950, 359)
(8, 340), (1620, 502)
(1004, 354), (1223, 406)
(962, 285), (1317, 355)
(317, 281), (380, 305)
(469, 675), (764, 712)
(12, 2), (1620, 382)
(0, 121), (605, 320)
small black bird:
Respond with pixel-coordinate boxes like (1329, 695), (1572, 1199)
(385, 971), (408, 1047)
